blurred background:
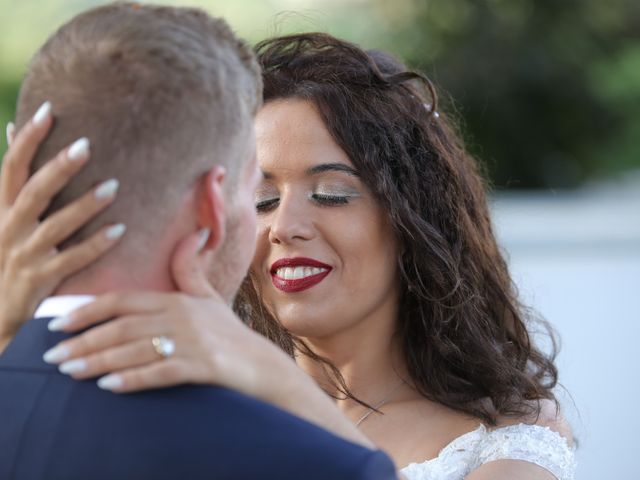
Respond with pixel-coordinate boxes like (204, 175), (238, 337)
(1, 0), (638, 477)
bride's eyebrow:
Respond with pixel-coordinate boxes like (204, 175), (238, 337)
(306, 163), (359, 177)
(260, 163), (359, 180)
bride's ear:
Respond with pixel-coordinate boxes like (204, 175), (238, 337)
(196, 165), (227, 252)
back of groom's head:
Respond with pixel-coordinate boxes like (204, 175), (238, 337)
(14, 3), (262, 292)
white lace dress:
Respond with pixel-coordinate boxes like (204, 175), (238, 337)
(400, 424), (576, 480)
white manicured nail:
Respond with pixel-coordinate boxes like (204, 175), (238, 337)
(106, 224), (126, 240)
(97, 374), (123, 391)
(95, 179), (119, 200)
(33, 101), (51, 126)
(6, 122), (14, 145)
(196, 228), (211, 252)
(48, 316), (71, 332)
(43, 344), (71, 364)
(59, 358), (87, 375)
(67, 137), (90, 161)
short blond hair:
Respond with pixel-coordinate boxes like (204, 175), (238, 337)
(15, 2), (262, 263)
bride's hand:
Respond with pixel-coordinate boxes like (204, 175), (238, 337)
(43, 227), (292, 398)
(0, 107), (124, 350)
(43, 288), (290, 400)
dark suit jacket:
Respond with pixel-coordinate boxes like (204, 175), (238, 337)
(0, 317), (397, 480)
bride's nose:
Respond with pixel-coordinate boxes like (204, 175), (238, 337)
(268, 194), (315, 245)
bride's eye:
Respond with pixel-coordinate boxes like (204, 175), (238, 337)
(311, 193), (350, 206)
(311, 184), (360, 207)
(255, 196), (279, 213)
(255, 184), (280, 213)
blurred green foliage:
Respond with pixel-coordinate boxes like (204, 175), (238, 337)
(0, 78), (19, 157)
(0, 0), (638, 189)
(362, 0), (640, 188)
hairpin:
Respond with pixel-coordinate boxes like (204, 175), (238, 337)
(423, 103), (439, 119)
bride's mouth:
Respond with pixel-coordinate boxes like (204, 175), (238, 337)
(270, 257), (332, 293)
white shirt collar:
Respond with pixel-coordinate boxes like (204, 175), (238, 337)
(34, 295), (95, 319)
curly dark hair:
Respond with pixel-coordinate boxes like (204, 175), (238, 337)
(236, 32), (558, 425)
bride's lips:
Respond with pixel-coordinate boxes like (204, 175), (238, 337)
(270, 257), (332, 293)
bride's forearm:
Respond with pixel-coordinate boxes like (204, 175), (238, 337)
(264, 347), (375, 449)
(266, 363), (407, 477)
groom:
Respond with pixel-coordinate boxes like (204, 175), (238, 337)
(0, 4), (396, 479)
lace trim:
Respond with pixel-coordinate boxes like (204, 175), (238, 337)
(478, 424), (577, 479)
(401, 426), (486, 480)
(400, 424), (576, 480)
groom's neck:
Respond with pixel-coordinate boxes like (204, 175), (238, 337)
(54, 264), (177, 296)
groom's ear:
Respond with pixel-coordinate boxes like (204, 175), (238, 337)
(197, 165), (227, 252)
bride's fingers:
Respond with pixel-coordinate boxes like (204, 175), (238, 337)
(170, 228), (218, 298)
(44, 313), (171, 361)
(95, 359), (194, 393)
(41, 223), (126, 280)
(7, 138), (91, 236)
(57, 338), (162, 381)
(0, 101), (53, 207)
(24, 177), (119, 255)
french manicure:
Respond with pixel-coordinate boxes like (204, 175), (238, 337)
(95, 179), (119, 200)
(5, 122), (14, 145)
(48, 316), (71, 332)
(106, 224), (126, 240)
(59, 358), (87, 375)
(43, 344), (71, 364)
(97, 374), (123, 391)
(67, 137), (90, 162)
(33, 101), (51, 126)
(196, 228), (211, 252)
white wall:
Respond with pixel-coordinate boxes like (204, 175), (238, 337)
(491, 174), (640, 479)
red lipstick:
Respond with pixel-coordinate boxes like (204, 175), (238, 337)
(270, 257), (332, 293)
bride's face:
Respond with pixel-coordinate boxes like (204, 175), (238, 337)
(251, 99), (399, 340)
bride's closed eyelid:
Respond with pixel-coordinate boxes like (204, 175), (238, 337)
(314, 185), (360, 197)
(254, 183), (278, 200)
(253, 177), (362, 205)
(254, 190), (359, 204)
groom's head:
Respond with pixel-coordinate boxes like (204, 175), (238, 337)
(14, 3), (262, 301)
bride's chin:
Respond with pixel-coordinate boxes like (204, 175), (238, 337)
(273, 314), (331, 340)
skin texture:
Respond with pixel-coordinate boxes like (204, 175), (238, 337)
(253, 99), (400, 344)
(0, 102), (572, 479)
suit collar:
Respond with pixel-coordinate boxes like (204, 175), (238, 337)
(0, 296), (94, 372)
(0, 316), (72, 372)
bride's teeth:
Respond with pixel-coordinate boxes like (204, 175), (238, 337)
(276, 266), (329, 279)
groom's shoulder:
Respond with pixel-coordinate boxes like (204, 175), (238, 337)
(57, 381), (397, 479)
(0, 318), (398, 479)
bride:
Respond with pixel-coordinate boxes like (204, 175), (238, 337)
(0, 33), (575, 479)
